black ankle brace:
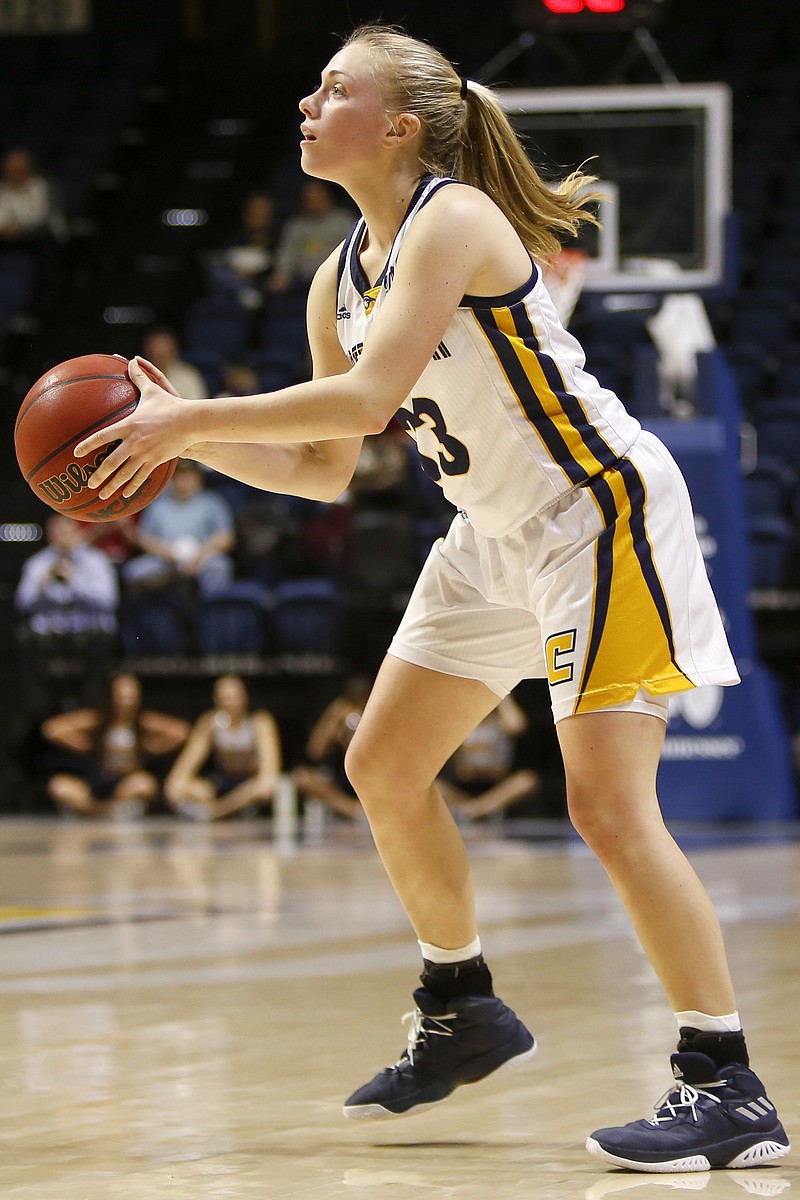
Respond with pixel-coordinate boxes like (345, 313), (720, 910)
(678, 1026), (750, 1068)
(420, 954), (494, 1002)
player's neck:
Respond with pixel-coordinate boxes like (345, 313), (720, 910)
(347, 164), (425, 260)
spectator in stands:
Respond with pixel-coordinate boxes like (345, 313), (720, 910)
(436, 694), (540, 819)
(41, 672), (189, 819)
(141, 325), (207, 398)
(0, 147), (65, 251)
(15, 514), (119, 719)
(80, 513), (141, 565)
(347, 423), (409, 509)
(268, 180), (353, 294)
(122, 459), (235, 597)
(216, 362), (260, 398)
(206, 191), (277, 309)
(291, 675), (371, 819)
(164, 673), (281, 819)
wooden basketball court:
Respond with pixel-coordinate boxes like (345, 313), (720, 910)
(0, 816), (796, 1198)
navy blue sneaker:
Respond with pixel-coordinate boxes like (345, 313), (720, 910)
(587, 1051), (790, 1173)
(342, 986), (536, 1119)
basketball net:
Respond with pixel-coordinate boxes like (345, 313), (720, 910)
(542, 247), (590, 325)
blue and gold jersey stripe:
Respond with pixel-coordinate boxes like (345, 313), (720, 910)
(574, 459), (692, 713)
(470, 300), (620, 487)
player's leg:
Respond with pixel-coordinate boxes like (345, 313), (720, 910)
(345, 654), (500, 948)
(291, 765), (362, 819)
(559, 708), (735, 1011)
(164, 773), (217, 820)
(110, 769), (158, 818)
(456, 769), (540, 819)
(342, 655), (536, 1119)
(47, 773), (99, 816)
(558, 708), (790, 1172)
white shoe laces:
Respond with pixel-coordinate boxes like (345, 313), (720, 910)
(397, 1006), (458, 1067)
(649, 1078), (726, 1126)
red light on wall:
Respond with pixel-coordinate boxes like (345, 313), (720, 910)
(542, 0), (626, 11)
(543, 0), (589, 10)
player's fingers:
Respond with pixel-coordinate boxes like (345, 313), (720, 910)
(95, 461), (137, 499)
(129, 355), (181, 398)
(121, 463), (157, 499)
(74, 419), (129, 460)
(88, 443), (137, 495)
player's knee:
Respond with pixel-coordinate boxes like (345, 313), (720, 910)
(342, 738), (378, 802)
(344, 736), (432, 810)
(566, 785), (620, 854)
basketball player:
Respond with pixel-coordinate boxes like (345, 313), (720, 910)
(76, 25), (789, 1172)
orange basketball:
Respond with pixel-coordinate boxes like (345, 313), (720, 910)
(14, 353), (177, 522)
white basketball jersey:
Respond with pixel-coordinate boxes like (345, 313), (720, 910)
(336, 176), (642, 538)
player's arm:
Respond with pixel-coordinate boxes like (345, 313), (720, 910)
(163, 711), (215, 786)
(77, 187), (518, 496)
(305, 698), (348, 760)
(496, 695), (528, 737)
(182, 250), (364, 503)
(138, 711), (192, 755)
(41, 709), (101, 753)
(252, 711), (282, 790)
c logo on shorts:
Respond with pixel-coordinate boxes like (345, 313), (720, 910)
(545, 630), (577, 685)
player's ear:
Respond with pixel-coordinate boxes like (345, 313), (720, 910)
(385, 111), (421, 146)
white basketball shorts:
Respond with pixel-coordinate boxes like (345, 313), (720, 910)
(389, 431), (740, 723)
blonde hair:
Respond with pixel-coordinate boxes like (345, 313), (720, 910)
(345, 24), (601, 262)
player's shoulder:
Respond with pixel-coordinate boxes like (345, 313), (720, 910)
(420, 180), (501, 223)
(409, 180), (508, 246)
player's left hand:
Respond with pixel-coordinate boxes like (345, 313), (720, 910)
(74, 356), (196, 498)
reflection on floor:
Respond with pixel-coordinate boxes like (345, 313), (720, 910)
(0, 817), (796, 1199)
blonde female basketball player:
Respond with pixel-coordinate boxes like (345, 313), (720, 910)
(76, 25), (789, 1173)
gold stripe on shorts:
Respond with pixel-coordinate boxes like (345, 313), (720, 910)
(574, 458), (694, 715)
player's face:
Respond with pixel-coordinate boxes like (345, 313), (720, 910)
(298, 44), (391, 183)
(214, 675), (247, 714)
(111, 673), (141, 714)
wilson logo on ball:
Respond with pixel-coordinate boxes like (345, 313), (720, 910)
(37, 444), (120, 505)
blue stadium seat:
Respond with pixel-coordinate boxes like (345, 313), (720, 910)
(271, 579), (341, 654)
(198, 581), (270, 654)
(743, 457), (793, 518)
(729, 300), (792, 352)
(754, 400), (800, 467)
(259, 313), (308, 354)
(747, 515), (795, 589)
(725, 343), (769, 412)
(0, 252), (37, 316)
(185, 313), (249, 362)
(119, 595), (193, 655)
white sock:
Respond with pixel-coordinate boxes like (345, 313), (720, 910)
(418, 936), (482, 964)
(675, 1009), (742, 1033)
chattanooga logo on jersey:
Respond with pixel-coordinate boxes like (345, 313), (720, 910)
(662, 685), (745, 761)
(363, 287), (381, 317)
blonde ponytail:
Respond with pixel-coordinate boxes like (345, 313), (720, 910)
(345, 24), (602, 262)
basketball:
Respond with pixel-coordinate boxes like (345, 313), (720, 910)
(14, 353), (178, 522)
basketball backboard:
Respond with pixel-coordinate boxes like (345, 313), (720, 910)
(500, 83), (732, 292)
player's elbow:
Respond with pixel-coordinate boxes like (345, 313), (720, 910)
(348, 368), (405, 436)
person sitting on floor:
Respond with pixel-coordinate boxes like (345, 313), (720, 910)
(41, 672), (190, 819)
(164, 674), (282, 820)
(291, 674), (372, 820)
(436, 694), (540, 819)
